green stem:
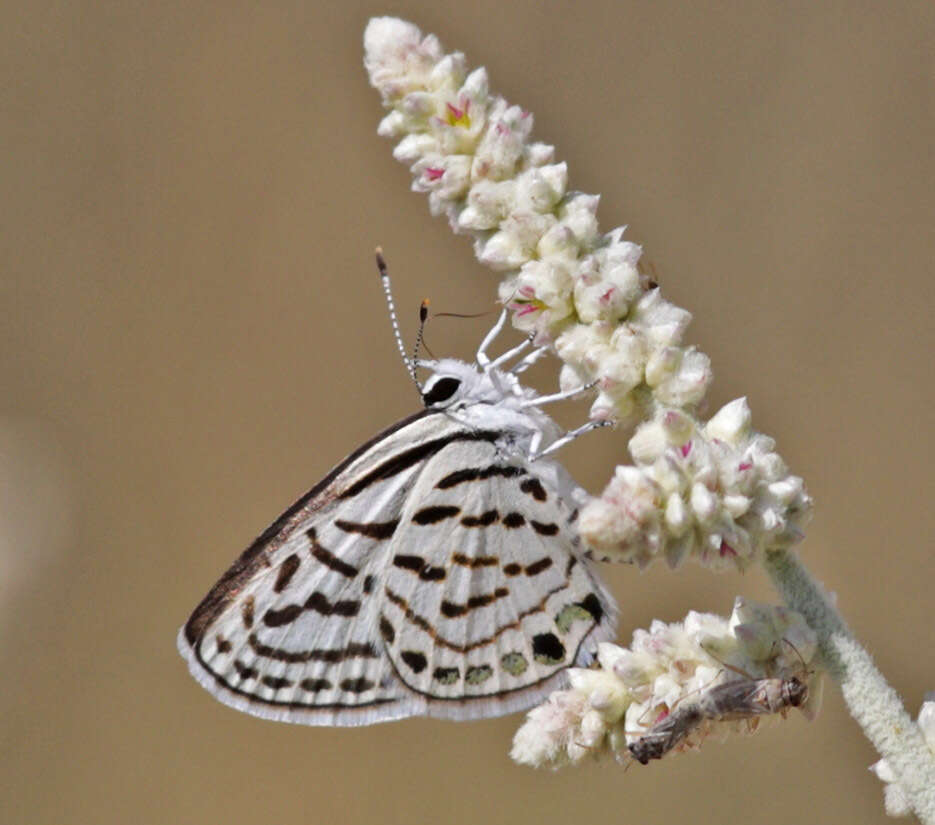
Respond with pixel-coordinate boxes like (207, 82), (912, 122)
(764, 549), (935, 823)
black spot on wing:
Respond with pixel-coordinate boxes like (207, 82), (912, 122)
(234, 660), (258, 680)
(461, 509), (499, 527)
(393, 554), (424, 572)
(379, 616), (395, 644)
(524, 557), (553, 576)
(335, 518), (400, 540)
(452, 553), (498, 568)
(263, 604), (303, 628)
(412, 505), (461, 525)
(532, 632), (566, 664)
(530, 520), (559, 536)
(520, 477), (548, 502)
(440, 588), (509, 618)
(502, 512), (525, 528)
(262, 592), (360, 627)
(340, 677), (376, 694)
(305, 592), (360, 617)
(307, 528), (359, 578)
(249, 634), (377, 664)
(393, 554), (447, 581)
(400, 650), (428, 673)
(579, 592), (605, 623)
(273, 554), (301, 593)
(436, 465), (524, 489)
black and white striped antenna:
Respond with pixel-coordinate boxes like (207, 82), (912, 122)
(375, 248), (422, 392)
(412, 299), (430, 365)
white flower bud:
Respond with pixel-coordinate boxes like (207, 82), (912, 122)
(628, 421), (669, 464)
(690, 482), (717, 524)
(536, 223), (578, 259)
(515, 166), (566, 214)
(461, 66), (488, 101)
(665, 493), (689, 536)
(705, 397), (751, 443)
(477, 229), (529, 269)
(526, 141), (555, 165)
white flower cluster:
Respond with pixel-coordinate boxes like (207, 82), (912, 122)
(511, 598), (820, 769)
(870, 695), (935, 818)
(364, 17), (711, 421)
(578, 398), (812, 570)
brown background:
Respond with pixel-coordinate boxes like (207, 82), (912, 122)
(3, 1), (933, 823)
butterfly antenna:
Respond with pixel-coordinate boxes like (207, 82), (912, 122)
(375, 248), (421, 391)
(412, 299), (429, 365)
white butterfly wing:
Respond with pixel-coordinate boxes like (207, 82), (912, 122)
(178, 409), (617, 726)
(381, 438), (617, 720)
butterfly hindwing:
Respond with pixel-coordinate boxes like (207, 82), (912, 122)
(178, 409), (618, 726)
(381, 438), (616, 719)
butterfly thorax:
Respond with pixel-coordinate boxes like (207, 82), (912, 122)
(419, 357), (563, 458)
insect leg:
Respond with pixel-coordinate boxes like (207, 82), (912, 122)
(531, 420), (610, 460)
(520, 380), (598, 409)
(488, 335), (532, 370)
(508, 344), (549, 375)
(475, 308), (508, 367)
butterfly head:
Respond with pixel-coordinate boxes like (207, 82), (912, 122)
(419, 358), (527, 410)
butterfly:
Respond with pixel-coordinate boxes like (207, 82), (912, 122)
(177, 255), (618, 726)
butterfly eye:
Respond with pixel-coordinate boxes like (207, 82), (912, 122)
(422, 376), (462, 407)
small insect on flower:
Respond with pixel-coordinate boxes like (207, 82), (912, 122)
(177, 252), (617, 726)
(628, 674), (809, 764)
(627, 633), (816, 765)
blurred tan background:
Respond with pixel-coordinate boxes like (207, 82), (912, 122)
(3, 1), (933, 823)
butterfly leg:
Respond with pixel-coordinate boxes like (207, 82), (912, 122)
(531, 420), (612, 460)
(509, 345), (550, 375)
(520, 380), (598, 409)
(475, 308), (508, 368)
(488, 335), (532, 370)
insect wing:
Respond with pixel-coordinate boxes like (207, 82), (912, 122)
(628, 705), (704, 764)
(179, 410), (464, 726)
(178, 409), (617, 726)
(380, 436), (617, 720)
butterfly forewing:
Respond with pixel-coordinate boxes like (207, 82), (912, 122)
(179, 406), (617, 726)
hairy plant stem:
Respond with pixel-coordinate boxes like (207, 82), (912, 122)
(765, 549), (935, 823)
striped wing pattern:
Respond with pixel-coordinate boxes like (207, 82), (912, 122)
(178, 410), (617, 726)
